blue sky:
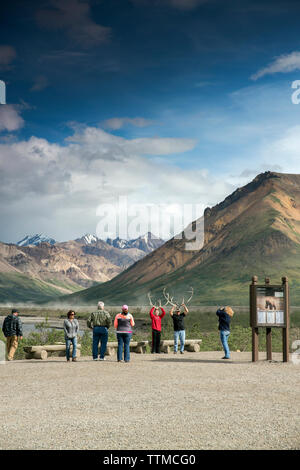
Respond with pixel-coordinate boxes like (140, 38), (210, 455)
(1, 0), (300, 242)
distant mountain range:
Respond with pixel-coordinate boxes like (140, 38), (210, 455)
(61, 172), (300, 306)
(0, 232), (165, 302)
(16, 231), (164, 253)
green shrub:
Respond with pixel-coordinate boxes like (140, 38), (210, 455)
(80, 330), (92, 356)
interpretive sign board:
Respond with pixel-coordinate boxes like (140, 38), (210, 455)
(250, 276), (289, 362)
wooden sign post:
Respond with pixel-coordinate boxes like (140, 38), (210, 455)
(250, 276), (290, 362)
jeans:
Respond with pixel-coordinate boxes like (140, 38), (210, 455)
(93, 326), (109, 359)
(117, 333), (132, 362)
(65, 337), (77, 360)
(174, 330), (185, 352)
(220, 330), (230, 358)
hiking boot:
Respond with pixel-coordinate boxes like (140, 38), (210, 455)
(72, 357), (77, 362)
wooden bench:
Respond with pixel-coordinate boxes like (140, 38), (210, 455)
(24, 339), (201, 358)
(24, 343), (81, 360)
(105, 341), (149, 355)
(159, 339), (202, 354)
(23, 341), (149, 359)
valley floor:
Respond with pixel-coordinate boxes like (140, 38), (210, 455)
(0, 352), (299, 450)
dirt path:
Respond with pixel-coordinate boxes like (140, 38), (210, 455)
(0, 351), (299, 450)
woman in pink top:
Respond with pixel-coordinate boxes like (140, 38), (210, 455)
(114, 305), (135, 362)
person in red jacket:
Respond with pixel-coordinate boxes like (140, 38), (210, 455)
(149, 306), (166, 354)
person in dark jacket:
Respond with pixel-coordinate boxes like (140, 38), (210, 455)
(63, 310), (79, 362)
(170, 303), (189, 354)
(2, 309), (23, 361)
(216, 306), (234, 359)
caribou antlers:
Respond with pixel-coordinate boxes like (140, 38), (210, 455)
(148, 287), (194, 309)
(163, 286), (194, 308)
(182, 287), (194, 305)
(162, 287), (177, 307)
(147, 292), (163, 309)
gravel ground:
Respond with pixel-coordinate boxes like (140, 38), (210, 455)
(0, 351), (299, 450)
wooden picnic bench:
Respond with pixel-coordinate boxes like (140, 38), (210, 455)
(105, 341), (149, 355)
(23, 339), (201, 359)
(159, 339), (202, 354)
(23, 341), (149, 359)
(24, 343), (82, 360)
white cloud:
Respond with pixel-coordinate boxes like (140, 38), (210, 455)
(36, 0), (111, 47)
(251, 51), (300, 80)
(0, 125), (232, 242)
(0, 105), (24, 132)
(102, 117), (156, 130)
(65, 126), (196, 155)
(226, 125), (300, 183)
(0, 45), (16, 69)
(30, 75), (49, 92)
(258, 125), (300, 173)
(194, 81), (212, 88)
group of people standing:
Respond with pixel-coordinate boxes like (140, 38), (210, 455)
(85, 302), (135, 362)
(62, 302), (134, 362)
(83, 301), (190, 361)
(1, 302), (234, 362)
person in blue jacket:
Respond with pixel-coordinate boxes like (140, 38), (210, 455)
(216, 306), (234, 359)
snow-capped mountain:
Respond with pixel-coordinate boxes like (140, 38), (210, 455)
(106, 232), (165, 253)
(106, 237), (129, 250)
(16, 232), (165, 253)
(16, 234), (56, 247)
(75, 233), (98, 245)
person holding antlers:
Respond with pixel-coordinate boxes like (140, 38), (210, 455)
(163, 287), (193, 355)
(170, 303), (189, 354)
(148, 293), (166, 354)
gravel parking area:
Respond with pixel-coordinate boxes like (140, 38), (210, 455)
(0, 352), (299, 450)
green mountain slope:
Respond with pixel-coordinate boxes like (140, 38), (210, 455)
(58, 171), (300, 306)
(0, 272), (81, 303)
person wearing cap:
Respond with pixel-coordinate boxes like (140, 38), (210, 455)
(2, 309), (23, 361)
(170, 303), (188, 354)
(216, 306), (234, 359)
(63, 310), (79, 362)
(87, 301), (112, 361)
(114, 305), (135, 363)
